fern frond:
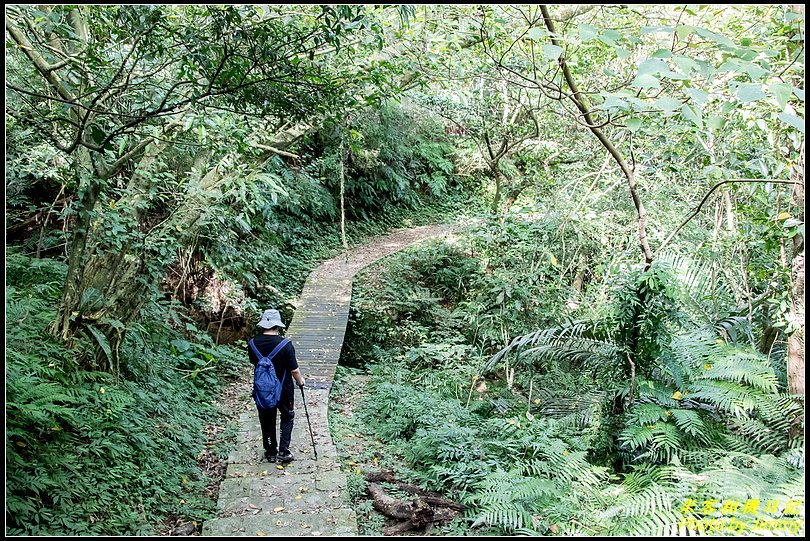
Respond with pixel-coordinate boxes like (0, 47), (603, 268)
(601, 483), (674, 520)
(482, 319), (619, 373)
(669, 409), (707, 439)
(469, 472), (552, 532)
(701, 352), (778, 393)
(688, 380), (764, 416)
(627, 402), (670, 425)
(712, 316), (755, 346)
(532, 388), (608, 428)
(657, 252), (736, 325)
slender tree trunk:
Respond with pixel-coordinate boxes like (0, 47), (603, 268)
(502, 177), (533, 214)
(539, 5), (653, 269)
(490, 165), (507, 213)
(723, 191), (735, 231)
(787, 143), (804, 396)
(787, 255), (804, 396)
(339, 124), (348, 255)
(49, 148), (101, 341)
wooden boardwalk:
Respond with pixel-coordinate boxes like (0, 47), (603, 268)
(203, 223), (460, 537)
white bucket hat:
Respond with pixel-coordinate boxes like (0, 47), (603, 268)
(257, 309), (286, 329)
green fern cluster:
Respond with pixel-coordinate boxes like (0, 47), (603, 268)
(617, 327), (800, 466)
(341, 213), (804, 536)
(474, 257), (804, 535)
(5, 251), (243, 535)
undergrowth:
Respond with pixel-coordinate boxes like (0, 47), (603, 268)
(336, 214), (805, 536)
(6, 249), (243, 535)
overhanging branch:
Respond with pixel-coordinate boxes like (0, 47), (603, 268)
(655, 179), (803, 256)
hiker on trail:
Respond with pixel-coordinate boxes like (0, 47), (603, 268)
(248, 309), (305, 464)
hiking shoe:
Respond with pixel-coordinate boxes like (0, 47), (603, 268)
(264, 450), (277, 463)
(277, 451), (294, 464)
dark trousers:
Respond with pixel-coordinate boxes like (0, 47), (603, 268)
(257, 396), (295, 454)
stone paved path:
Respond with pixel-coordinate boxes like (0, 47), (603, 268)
(203, 223), (463, 537)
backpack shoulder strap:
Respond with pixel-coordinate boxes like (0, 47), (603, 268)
(267, 338), (290, 360)
(250, 337), (290, 361)
(248, 338), (264, 359)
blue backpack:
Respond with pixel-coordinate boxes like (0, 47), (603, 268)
(249, 338), (290, 410)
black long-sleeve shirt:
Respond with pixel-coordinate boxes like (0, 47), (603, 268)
(247, 334), (298, 402)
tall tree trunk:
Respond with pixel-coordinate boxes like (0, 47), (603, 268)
(50, 148), (102, 342)
(787, 254), (804, 396)
(339, 122), (349, 255)
(787, 143), (804, 396)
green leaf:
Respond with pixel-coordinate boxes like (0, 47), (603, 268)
(541, 44), (563, 60)
(656, 96), (682, 114)
(600, 92), (629, 111)
(640, 25), (674, 35)
(684, 88), (709, 107)
(578, 24), (598, 42)
(741, 61), (768, 81)
(778, 112), (805, 133)
(626, 117), (642, 132)
(662, 69), (690, 80)
(637, 58), (668, 76)
(651, 48), (672, 59)
(675, 24), (695, 41)
(86, 324), (112, 363)
(614, 47), (632, 59)
(171, 339), (192, 353)
(735, 84), (765, 103)
(672, 55), (699, 74)
(694, 59), (715, 80)
(602, 29), (622, 43)
(695, 27), (735, 48)
(707, 116), (727, 131)
(632, 74), (660, 89)
(769, 83), (793, 110)
(680, 104), (703, 129)
(527, 27), (549, 41)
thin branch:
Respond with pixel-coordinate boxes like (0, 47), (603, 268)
(254, 143), (300, 159)
(655, 179), (803, 256)
(6, 18), (75, 102)
(539, 4), (653, 266)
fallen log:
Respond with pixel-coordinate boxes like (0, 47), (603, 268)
(365, 471), (466, 511)
(367, 483), (413, 520)
(364, 473), (464, 535)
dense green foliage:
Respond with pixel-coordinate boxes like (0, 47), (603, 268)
(5, 3), (804, 537)
(339, 211), (803, 535)
(6, 249), (243, 534)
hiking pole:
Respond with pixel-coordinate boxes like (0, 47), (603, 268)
(299, 384), (318, 460)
